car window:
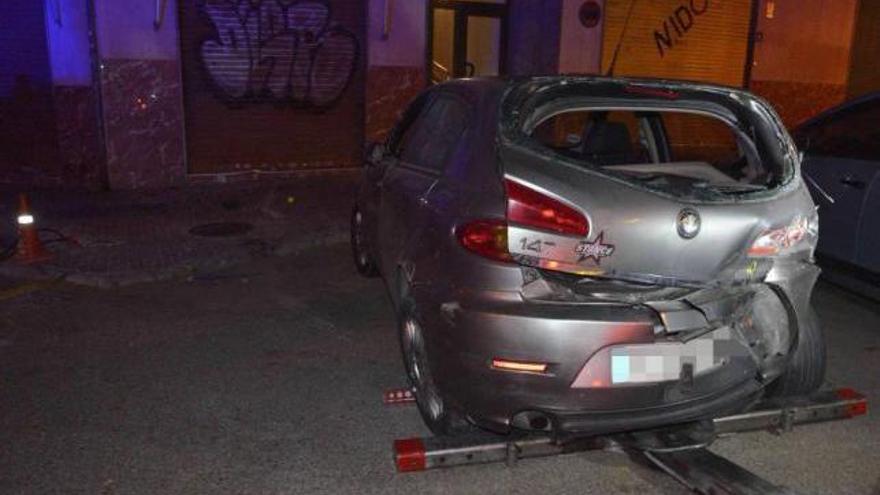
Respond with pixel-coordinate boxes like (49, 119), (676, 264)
(798, 98), (880, 161)
(660, 112), (744, 174)
(398, 94), (470, 172)
(532, 110), (756, 181)
(387, 92), (432, 157)
(532, 110), (652, 164)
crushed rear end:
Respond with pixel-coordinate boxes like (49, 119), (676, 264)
(440, 77), (820, 436)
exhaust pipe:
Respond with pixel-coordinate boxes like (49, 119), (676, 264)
(512, 410), (553, 432)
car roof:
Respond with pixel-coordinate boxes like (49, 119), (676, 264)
(796, 91), (880, 130)
(432, 76), (763, 116)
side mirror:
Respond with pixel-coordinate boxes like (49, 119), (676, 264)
(366, 142), (386, 166)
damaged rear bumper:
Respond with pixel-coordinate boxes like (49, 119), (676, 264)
(427, 260), (819, 435)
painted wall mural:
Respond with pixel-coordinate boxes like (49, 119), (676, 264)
(199, 0), (359, 108)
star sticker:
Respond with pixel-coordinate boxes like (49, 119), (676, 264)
(575, 232), (615, 265)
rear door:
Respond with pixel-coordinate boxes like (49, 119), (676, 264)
(846, 101), (880, 271)
(798, 99), (880, 265)
(378, 91), (471, 275)
(361, 92), (431, 268)
(857, 170), (880, 273)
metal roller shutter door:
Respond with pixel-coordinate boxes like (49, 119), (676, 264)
(601, 0), (754, 87)
(178, 0), (365, 175)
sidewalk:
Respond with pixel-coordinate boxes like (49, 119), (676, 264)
(0, 172), (359, 288)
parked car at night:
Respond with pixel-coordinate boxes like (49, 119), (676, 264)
(351, 77), (824, 436)
(794, 92), (880, 276)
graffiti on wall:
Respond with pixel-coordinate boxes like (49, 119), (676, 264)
(199, 0), (359, 108)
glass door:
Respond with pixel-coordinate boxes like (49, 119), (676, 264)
(466, 15), (502, 77)
(430, 1), (507, 82)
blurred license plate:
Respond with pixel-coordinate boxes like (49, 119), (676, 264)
(610, 338), (718, 384)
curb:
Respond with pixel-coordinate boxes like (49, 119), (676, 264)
(0, 228), (349, 289)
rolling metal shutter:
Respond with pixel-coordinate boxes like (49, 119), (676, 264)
(601, 0), (754, 87)
(178, 0), (365, 175)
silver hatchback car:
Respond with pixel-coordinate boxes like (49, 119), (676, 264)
(352, 77), (824, 437)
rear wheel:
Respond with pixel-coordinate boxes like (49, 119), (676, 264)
(398, 299), (472, 436)
(350, 206), (379, 277)
(767, 307), (826, 397)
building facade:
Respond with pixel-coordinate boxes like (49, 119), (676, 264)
(0, 0), (876, 190)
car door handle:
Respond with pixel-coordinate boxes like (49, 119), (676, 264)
(840, 176), (866, 189)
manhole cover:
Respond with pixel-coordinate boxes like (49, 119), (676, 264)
(189, 222), (253, 237)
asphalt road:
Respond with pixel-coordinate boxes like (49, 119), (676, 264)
(1, 244), (879, 494)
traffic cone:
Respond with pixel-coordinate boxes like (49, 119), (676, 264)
(15, 193), (53, 264)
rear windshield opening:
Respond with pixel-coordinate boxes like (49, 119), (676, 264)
(529, 109), (774, 197)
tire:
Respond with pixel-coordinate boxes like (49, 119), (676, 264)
(350, 206), (379, 277)
(767, 306), (826, 397)
(397, 298), (472, 436)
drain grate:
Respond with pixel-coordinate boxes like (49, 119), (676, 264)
(189, 222), (254, 237)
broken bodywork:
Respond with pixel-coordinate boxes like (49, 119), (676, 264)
(353, 76), (824, 437)
(488, 79), (821, 427)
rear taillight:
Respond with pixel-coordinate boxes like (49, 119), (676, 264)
(505, 179), (589, 237)
(456, 219), (511, 262)
(457, 180), (589, 263)
(748, 214), (817, 257)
